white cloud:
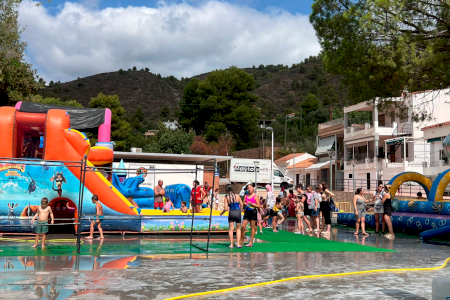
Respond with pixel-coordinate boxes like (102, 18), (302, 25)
(18, 1), (320, 82)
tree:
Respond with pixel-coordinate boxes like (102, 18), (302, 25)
(310, 0), (450, 105)
(132, 66), (137, 71)
(29, 94), (83, 107)
(178, 66), (260, 150)
(89, 93), (132, 150)
(0, 0), (44, 105)
(145, 123), (195, 154)
(160, 105), (170, 118)
(145, 67), (149, 72)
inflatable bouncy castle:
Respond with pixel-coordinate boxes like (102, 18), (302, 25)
(0, 102), (229, 234)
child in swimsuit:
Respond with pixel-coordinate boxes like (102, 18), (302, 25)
(31, 197), (54, 248)
(256, 197), (265, 234)
(295, 199), (304, 234)
(163, 197), (175, 213)
(274, 198), (285, 227)
(180, 201), (188, 213)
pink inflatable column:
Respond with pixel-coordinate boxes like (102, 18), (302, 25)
(98, 108), (112, 143)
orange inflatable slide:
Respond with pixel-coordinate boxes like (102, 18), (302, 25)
(0, 105), (137, 216)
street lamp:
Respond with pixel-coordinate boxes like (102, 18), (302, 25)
(265, 127), (274, 188)
(350, 158), (358, 193)
(253, 161), (260, 190)
(326, 149), (335, 191)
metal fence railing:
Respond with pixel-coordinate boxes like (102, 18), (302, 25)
(0, 156), (219, 253)
(297, 177), (435, 197)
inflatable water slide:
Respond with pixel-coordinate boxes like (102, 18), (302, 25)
(0, 103), (228, 234)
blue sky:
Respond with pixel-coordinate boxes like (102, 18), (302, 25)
(43, 0), (315, 15)
(19, 0), (319, 82)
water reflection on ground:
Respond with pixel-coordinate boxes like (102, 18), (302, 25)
(0, 222), (449, 299)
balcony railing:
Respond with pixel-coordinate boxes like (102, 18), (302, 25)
(429, 161), (440, 167)
(353, 124), (367, 132)
(318, 117), (344, 130)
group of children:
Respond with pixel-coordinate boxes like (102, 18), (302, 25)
(31, 195), (105, 248)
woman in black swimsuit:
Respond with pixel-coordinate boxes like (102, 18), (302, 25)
(382, 184), (395, 240)
(221, 185), (243, 248)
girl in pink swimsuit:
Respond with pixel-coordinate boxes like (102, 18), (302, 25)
(240, 183), (260, 247)
(163, 198), (175, 213)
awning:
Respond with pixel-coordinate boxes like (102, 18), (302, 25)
(305, 161), (330, 171)
(315, 136), (335, 155)
(386, 138), (404, 145)
(427, 137), (443, 143)
(114, 151), (232, 163)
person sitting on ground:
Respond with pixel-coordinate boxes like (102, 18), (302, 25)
(31, 197), (54, 248)
(163, 197), (175, 213)
(86, 195), (104, 240)
(416, 192), (425, 200)
(180, 201), (188, 213)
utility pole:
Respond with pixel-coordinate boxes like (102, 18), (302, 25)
(284, 114), (287, 146)
(329, 106), (333, 121)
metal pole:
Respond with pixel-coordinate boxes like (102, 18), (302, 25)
(255, 164), (258, 189)
(271, 130), (274, 188)
(293, 149), (296, 187)
(262, 131), (264, 159)
(352, 164), (355, 193)
(76, 158), (87, 254)
(206, 159), (216, 251)
(190, 163), (198, 245)
(284, 114), (287, 146)
(330, 154), (333, 191)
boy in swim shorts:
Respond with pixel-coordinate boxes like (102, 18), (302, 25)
(86, 195), (104, 240)
(31, 197), (54, 248)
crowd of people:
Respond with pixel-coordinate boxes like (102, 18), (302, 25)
(353, 184), (395, 239)
(220, 182), (338, 248)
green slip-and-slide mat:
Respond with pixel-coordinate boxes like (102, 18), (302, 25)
(0, 229), (394, 256)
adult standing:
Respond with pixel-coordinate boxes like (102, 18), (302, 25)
(288, 190), (296, 217)
(311, 186), (322, 232)
(353, 188), (370, 236)
(305, 186), (314, 232)
(240, 183), (261, 247)
(191, 180), (205, 213)
(263, 184), (277, 230)
(382, 184), (395, 239)
(319, 182), (334, 236)
(221, 185), (243, 248)
(154, 180), (165, 210)
(372, 183), (386, 235)
(295, 184), (312, 233)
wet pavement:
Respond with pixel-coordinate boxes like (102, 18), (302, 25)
(0, 220), (449, 299)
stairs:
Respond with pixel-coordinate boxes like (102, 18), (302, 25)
(387, 124), (412, 155)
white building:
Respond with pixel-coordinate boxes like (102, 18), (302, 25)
(163, 120), (179, 130)
(421, 121), (450, 179)
(317, 87), (450, 192)
(274, 153), (316, 184)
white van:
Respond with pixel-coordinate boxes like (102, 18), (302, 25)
(229, 158), (293, 188)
